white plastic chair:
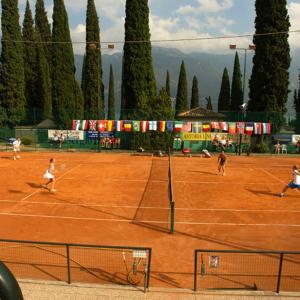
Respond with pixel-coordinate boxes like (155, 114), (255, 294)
(281, 144), (287, 154)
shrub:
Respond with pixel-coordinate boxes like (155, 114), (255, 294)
(252, 142), (270, 153)
(21, 136), (32, 145)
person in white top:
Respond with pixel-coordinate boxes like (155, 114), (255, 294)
(12, 138), (21, 160)
(279, 165), (300, 197)
(42, 158), (57, 192)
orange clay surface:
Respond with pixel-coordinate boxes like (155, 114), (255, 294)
(0, 151), (300, 289)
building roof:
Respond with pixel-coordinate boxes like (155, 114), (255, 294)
(177, 107), (225, 120)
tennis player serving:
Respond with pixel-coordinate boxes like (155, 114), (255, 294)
(42, 158), (57, 192)
(279, 165), (300, 197)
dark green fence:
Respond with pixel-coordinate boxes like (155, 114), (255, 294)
(0, 239), (152, 292)
(194, 249), (300, 293)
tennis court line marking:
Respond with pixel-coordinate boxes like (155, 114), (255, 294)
(0, 212), (300, 227)
(21, 164), (82, 201)
(1, 199), (300, 213)
(174, 181), (279, 185)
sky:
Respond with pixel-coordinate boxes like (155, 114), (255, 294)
(13, 0), (300, 55)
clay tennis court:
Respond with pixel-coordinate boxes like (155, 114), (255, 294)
(0, 151), (300, 290)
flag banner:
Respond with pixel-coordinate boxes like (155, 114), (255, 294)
(245, 122), (254, 135)
(149, 121), (157, 131)
(174, 121), (183, 132)
(80, 120), (88, 130)
(228, 122), (236, 134)
(115, 120), (123, 132)
(132, 121), (140, 132)
(254, 122), (262, 135)
(202, 123), (211, 132)
(159, 121), (166, 132)
(182, 122), (192, 132)
(211, 122), (220, 131)
(140, 121), (148, 132)
(72, 120), (80, 130)
(166, 121), (174, 132)
(236, 122), (245, 134)
(124, 120), (132, 132)
(192, 122), (202, 133)
(220, 122), (228, 132)
(89, 120), (97, 131)
(97, 120), (107, 132)
(262, 123), (271, 134)
(107, 120), (115, 132)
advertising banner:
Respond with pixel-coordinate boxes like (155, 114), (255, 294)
(48, 130), (84, 141)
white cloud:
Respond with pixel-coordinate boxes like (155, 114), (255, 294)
(177, 0), (234, 15)
(70, 23), (86, 54)
(288, 2), (300, 51)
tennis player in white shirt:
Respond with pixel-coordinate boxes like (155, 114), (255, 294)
(12, 138), (21, 160)
(279, 165), (300, 197)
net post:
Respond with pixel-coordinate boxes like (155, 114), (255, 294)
(66, 244), (71, 284)
(146, 248), (152, 290)
(194, 250), (198, 291)
(170, 201), (175, 234)
(276, 253), (284, 293)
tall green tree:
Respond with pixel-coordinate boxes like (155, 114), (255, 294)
(231, 52), (243, 111)
(22, 1), (37, 122)
(218, 67), (231, 111)
(175, 61), (188, 115)
(121, 0), (156, 119)
(52, 0), (83, 127)
(35, 0), (52, 65)
(191, 75), (199, 109)
(0, 0), (26, 126)
(165, 70), (171, 97)
(248, 0), (290, 132)
(82, 0), (104, 119)
(206, 96), (213, 111)
(294, 87), (300, 133)
(108, 64), (115, 120)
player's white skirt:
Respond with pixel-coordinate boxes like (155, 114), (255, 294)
(43, 171), (54, 180)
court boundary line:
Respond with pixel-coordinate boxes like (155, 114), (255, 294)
(0, 211), (300, 227)
(21, 164), (82, 201)
(1, 199), (300, 213)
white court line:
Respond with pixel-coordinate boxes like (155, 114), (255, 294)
(174, 181), (278, 185)
(21, 164), (82, 201)
(0, 211), (299, 227)
(1, 199), (300, 213)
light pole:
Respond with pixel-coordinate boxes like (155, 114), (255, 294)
(229, 44), (255, 155)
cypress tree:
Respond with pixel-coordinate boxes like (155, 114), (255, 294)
(218, 67), (231, 111)
(0, 0), (26, 126)
(22, 1), (38, 122)
(108, 64), (115, 120)
(175, 61), (188, 115)
(248, 0), (290, 131)
(121, 0), (156, 119)
(206, 96), (213, 111)
(52, 0), (83, 127)
(165, 70), (171, 97)
(294, 88), (300, 133)
(83, 0), (104, 119)
(35, 0), (52, 66)
(81, 55), (86, 95)
(191, 75), (199, 109)
(231, 52), (243, 111)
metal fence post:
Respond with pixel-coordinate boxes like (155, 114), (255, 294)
(194, 250), (198, 291)
(276, 253), (284, 293)
(146, 249), (152, 290)
(66, 245), (71, 284)
(170, 201), (175, 234)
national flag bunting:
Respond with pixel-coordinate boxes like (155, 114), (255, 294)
(159, 121), (166, 132)
(220, 122), (228, 132)
(115, 120), (123, 132)
(97, 120), (107, 132)
(174, 121), (183, 132)
(228, 122), (236, 134)
(236, 122), (245, 134)
(107, 120), (115, 132)
(79, 120), (88, 130)
(262, 123), (271, 134)
(132, 121), (140, 132)
(149, 121), (157, 131)
(72, 120), (80, 130)
(182, 122), (192, 132)
(124, 121), (132, 132)
(202, 123), (211, 132)
(140, 121), (148, 132)
(245, 122), (254, 135)
(254, 123), (262, 135)
(166, 121), (174, 132)
(211, 122), (220, 131)
(89, 120), (97, 131)
(192, 122), (202, 133)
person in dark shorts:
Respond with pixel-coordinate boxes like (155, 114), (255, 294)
(218, 150), (227, 176)
(279, 165), (300, 197)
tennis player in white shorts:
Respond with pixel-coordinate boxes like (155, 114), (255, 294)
(12, 138), (21, 160)
(43, 158), (57, 192)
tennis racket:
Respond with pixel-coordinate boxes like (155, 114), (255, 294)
(122, 251), (143, 285)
